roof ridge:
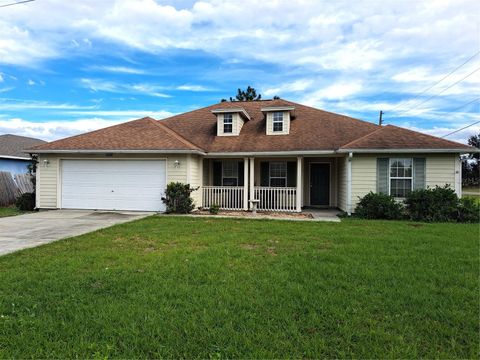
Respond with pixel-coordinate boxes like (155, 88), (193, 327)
(339, 126), (386, 149)
(151, 119), (205, 151)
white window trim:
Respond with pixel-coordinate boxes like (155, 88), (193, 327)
(222, 160), (239, 186)
(388, 157), (413, 198)
(223, 113), (233, 134)
(272, 112), (284, 132)
(269, 161), (287, 187)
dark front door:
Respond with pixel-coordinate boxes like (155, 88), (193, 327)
(310, 163), (330, 206)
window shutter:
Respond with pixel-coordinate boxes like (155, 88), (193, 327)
(377, 158), (389, 194)
(287, 161), (297, 187)
(238, 161), (244, 186)
(213, 161), (222, 186)
(413, 158), (426, 190)
(260, 162), (269, 186)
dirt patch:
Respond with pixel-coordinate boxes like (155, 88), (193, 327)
(408, 223), (424, 228)
(266, 247), (277, 256)
(193, 210), (313, 219)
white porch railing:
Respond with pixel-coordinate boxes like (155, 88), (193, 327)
(254, 187), (297, 212)
(202, 186), (244, 210)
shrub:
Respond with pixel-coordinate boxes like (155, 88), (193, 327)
(456, 197), (480, 223)
(405, 185), (458, 222)
(355, 192), (404, 220)
(161, 182), (198, 214)
(16, 192), (35, 211)
(209, 204), (220, 215)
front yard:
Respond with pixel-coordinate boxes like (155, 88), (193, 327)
(0, 217), (478, 358)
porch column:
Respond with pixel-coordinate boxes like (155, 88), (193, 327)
(243, 157), (249, 210)
(249, 157), (255, 210)
(296, 156), (303, 212)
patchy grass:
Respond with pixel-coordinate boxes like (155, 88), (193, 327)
(0, 217), (478, 358)
(0, 207), (22, 218)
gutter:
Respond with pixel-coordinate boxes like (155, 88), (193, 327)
(337, 148), (475, 154)
(0, 155), (32, 160)
(205, 150), (337, 157)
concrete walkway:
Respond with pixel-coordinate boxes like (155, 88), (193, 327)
(0, 210), (152, 256)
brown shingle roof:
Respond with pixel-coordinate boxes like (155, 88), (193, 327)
(30, 100), (473, 153)
(30, 117), (203, 152)
(161, 99), (381, 152)
(0, 134), (46, 158)
(340, 125), (472, 150)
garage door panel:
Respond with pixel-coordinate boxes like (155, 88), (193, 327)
(61, 160), (166, 211)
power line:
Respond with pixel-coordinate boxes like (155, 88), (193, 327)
(447, 97), (480, 113)
(442, 121), (480, 138)
(393, 66), (480, 117)
(0, 0), (34, 8)
(389, 50), (480, 112)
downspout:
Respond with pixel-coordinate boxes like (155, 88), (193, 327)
(347, 152), (353, 216)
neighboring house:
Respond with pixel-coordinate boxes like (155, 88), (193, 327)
(29, 99), (473, 214)
(0, 134), (46, 175)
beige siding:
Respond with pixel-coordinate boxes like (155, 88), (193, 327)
(266, 111), (290, 135)
(36, 153), (192, 209)
(337, 156), (348, 212)
(188, 155), (203, 208)
(426, 155), (456, 188)
(37, 155), (58, 208)
(351, 155), (377, 210)
(350, 153), (460, 212)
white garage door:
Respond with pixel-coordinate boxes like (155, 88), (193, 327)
(61, 160), (166, 211)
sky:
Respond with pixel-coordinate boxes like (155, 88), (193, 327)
(0, 0), (479, 144)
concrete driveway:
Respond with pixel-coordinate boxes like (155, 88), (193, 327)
(0, 210), (153, 256)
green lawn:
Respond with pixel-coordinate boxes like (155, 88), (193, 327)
(0, 217), (478, 358)
(0, 207), (22, 218)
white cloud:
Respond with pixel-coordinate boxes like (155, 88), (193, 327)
(80, 78), (171, 97)
(177, 84), (212, 92)
(27, 79), (35, 86)
(0, 99), (96, 110)
(303, 81), (363, 105)
(88, 65), (146, 74)
(263, 79), (313, 97)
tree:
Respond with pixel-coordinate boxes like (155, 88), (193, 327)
(462, 133), (479, 186)
(228, 86), (262, 101)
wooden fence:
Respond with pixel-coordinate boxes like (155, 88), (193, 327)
(0, 172), (33, 207)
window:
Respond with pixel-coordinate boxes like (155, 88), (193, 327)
(269, 161), (287, 187)
(222, 160), (238, 186)
(272, 112), (283, 132)
(389, 158), (412, 197)
(223, 113), (233, 133)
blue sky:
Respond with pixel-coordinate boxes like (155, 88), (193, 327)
(0, 0), (478, 143)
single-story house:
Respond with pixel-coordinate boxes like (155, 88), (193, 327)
(0, 134), (46, 175)
(29, 99), (473, 214)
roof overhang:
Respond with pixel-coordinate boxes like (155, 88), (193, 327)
(205, 150), (336, 157)
(211, 107), (251, 121)
(30, 149), (206, 155)
(0, 154), (31, 160)
(338, 148), (475, 154)
(261, 106), (295, 112)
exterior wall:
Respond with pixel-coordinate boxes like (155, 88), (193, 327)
(266, 111), (290, 135)
(337, 156), (348, 212)
(216, 113), (244, 136)
(188, 154), (203, 208)
(36, 153), (190, 209)
(350, 153), (460, 211)
(0, 158), (30, 175)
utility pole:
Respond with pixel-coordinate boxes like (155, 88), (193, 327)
(378, 110), (384, 126)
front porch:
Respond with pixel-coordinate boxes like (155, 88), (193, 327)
(200, 156), (347, 213)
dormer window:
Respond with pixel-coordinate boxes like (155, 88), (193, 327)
(273, 112), (284, 132)
(223, 113), (233, 133)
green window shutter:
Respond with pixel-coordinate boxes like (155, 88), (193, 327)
(260, 162), (269, 186)
(377, 158), (389, 194)
(287, 161), (297, 187)
(413, 158), (426, 190)
(213, 161), (222, 186)
(238, 161), (244, 186)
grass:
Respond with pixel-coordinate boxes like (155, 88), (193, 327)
(0, 207), (22, 218)
(0, 217), (478, 358)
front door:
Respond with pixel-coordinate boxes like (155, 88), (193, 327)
(310, 163), (330, 206)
